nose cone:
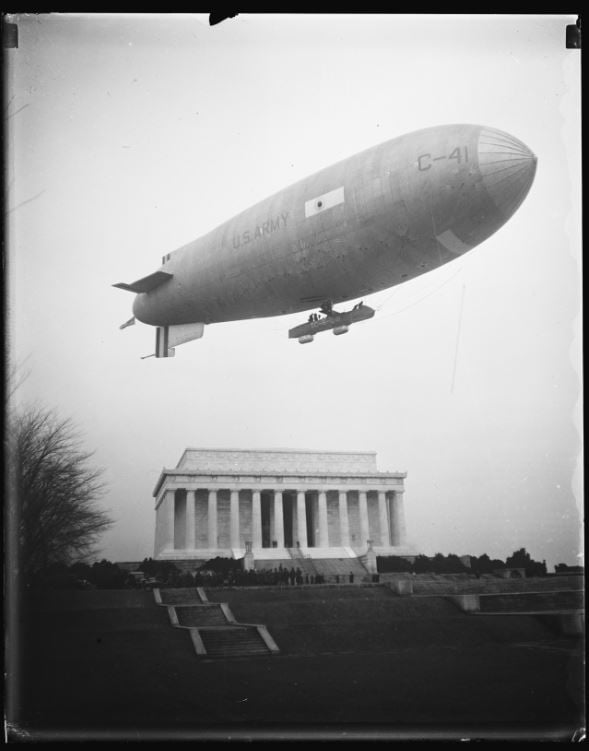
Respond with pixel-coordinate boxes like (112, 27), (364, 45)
(132, 294), (151, 325)
(478, 127), (537, 219)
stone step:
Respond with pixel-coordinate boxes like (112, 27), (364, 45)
(288, 553), (318, 577)
(175, 605), (228, 627)
(200, 627), (271, 658)
(253, 559), (293, 572)
(251, 557), (371, 582)
(311, 558), (368, 580)
(158, 588), (205, 605)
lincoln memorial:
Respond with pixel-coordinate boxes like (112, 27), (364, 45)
(152, 448), (414, 562)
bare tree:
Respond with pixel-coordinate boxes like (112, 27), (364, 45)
(8, 405), (113, 580)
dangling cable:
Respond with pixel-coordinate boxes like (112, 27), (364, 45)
(375, 265), (464, 318)
(375, 185), (453, 315)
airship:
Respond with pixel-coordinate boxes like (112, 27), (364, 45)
(115, 123), (536, 357)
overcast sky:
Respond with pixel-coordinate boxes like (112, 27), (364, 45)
(6, 13), (582, 570)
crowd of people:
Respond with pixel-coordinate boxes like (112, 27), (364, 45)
(144, 566), (360, 588)
(187, 566), (356, 588)
(136, 557), (362, 589)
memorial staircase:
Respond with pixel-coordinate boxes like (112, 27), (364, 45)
(155, 587), (280, 659)
(253, 558), (293, 572)
(252, 552), (369, 582)
(288, 547), (318, 578)
(310, 556), (369, 581)
(289, 549), (370, 582)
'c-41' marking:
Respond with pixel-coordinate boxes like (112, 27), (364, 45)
(417, 146), (469, 171)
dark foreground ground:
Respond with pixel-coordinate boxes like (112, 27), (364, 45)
(7, 586), (585, 741)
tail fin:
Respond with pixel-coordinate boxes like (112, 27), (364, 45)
(154, 322), (205, 358)
(155, 327), (175, 358)
(113, 270), (173, 294)
(119, 316), (136, 330)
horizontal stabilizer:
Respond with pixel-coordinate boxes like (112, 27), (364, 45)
(119, 316), (136, 330)
(113, 270), (173, 294)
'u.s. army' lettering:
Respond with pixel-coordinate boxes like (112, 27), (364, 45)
(233, 212), (289, 249)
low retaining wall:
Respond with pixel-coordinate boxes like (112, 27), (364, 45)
(558, 611), (584, 636)
(389, 579), (413, 596)
(450, 594), (480, 612)
(378, 574), (584, 595)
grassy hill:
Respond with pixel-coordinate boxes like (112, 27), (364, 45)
(8, 584), (584, 741)
(204, 584), (561, 654)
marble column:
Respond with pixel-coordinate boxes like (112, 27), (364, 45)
(185, 489), (196, 550)
(358, 490), (369, 547)
(158, 489), (176, 554)
(378, 490), (389, 546)
(252, 490), (262, 549)
(338, 490), (350, 546)
(318, 490), (329, 548)
(290, 495), (297, 547)
(274, 490), (285, 548)
(166, 490), (176, 550)
(207, 490), (218, 549)
(230, 490), (240, 549)
(390, 490), (407, 546)
(296, 491), (308, 548)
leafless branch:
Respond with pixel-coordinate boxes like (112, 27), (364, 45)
(7, 405), (112, 579)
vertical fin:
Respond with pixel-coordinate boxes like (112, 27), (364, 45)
(155, 326), (175, 358)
